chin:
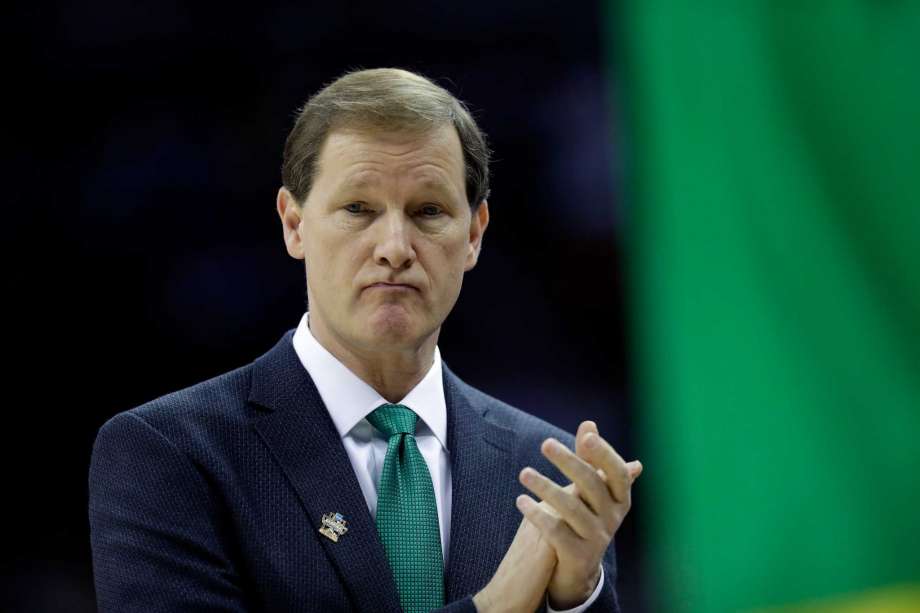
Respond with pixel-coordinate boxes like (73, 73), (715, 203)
(365, 305), (419, 344)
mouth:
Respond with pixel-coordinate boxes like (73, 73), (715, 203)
(364, 282), (419, 292)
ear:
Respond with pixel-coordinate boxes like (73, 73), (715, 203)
(464, 200), (490, 271)
(277, 186), (305, 260)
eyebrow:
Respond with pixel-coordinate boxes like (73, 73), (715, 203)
(415, 177), (453, 191)
(338, 174), (456, 196)
(340, 174), (382, 191)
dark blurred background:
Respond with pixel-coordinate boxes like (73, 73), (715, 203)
(6, 1), (638, 611)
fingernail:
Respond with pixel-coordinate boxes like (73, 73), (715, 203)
(584, 433), (597, 448)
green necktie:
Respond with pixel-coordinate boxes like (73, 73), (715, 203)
(366, 403), (445, 612)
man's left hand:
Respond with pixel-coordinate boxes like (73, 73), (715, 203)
(516, 421), (642, 610)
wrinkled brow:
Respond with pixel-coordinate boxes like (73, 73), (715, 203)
(338, 174), (382, 191)
(337, 173), (457, 196)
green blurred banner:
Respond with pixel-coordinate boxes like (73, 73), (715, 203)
(615, 3), (920, 612)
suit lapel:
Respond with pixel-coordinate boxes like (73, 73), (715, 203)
(442, 364), (520, 602)
(248, 331), (401, 613)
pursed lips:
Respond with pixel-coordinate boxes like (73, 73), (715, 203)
(364, 282), (419, 292)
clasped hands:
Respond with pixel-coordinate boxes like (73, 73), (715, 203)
(474, 421), (642, 612)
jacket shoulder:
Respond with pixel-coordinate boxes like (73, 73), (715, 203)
(446, 369), (575, 448)
(95, 361), (255, 458)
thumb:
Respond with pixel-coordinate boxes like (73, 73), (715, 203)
(626, 460), (643, 484)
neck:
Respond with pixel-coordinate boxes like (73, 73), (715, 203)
(308, 312), (438, 403)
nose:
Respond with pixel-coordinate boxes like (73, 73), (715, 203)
(373, 212), (416, 270)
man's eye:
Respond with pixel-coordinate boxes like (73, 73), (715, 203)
(419, 205), (442, 217)
(344, 203), (367, 214)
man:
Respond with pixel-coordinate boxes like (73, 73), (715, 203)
(89, 68), (642, 612)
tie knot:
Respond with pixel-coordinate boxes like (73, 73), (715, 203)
(367, 404), (418, 439)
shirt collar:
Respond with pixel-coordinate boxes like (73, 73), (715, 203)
(291, 312), (448, 452)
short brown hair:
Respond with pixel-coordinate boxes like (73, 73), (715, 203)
(281, 68), (490, 209)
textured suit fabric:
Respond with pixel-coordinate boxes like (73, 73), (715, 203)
(89, 330), (620, 612)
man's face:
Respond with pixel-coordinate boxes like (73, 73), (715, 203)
(278, 124), (489, 354)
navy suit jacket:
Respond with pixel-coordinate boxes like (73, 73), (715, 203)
(89, 330), (619, 612)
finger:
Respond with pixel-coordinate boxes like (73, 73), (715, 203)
(580, 432), (632, 503)
(537, 482), (577, 519)
(576, 424), (636, 491)
(627, 460), (643, 484)
(593, 462), (641, 503)
(519, 467), (600, 540)
(540, 438), (612, 518)
(575, 421), (599, 458)
(516, 494), (580, 553)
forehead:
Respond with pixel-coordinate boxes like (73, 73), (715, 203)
(314, 124), (466, 192)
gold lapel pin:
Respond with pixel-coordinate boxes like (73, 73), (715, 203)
(319, 512), (348, 542)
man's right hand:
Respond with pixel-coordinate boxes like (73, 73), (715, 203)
(472, 514), (556, 613)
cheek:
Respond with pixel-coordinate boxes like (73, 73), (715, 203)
(428, 234), (469, 290)
(303, 224), (365, 279)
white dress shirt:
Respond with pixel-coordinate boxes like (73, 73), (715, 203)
(291, 313), (603, 612)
